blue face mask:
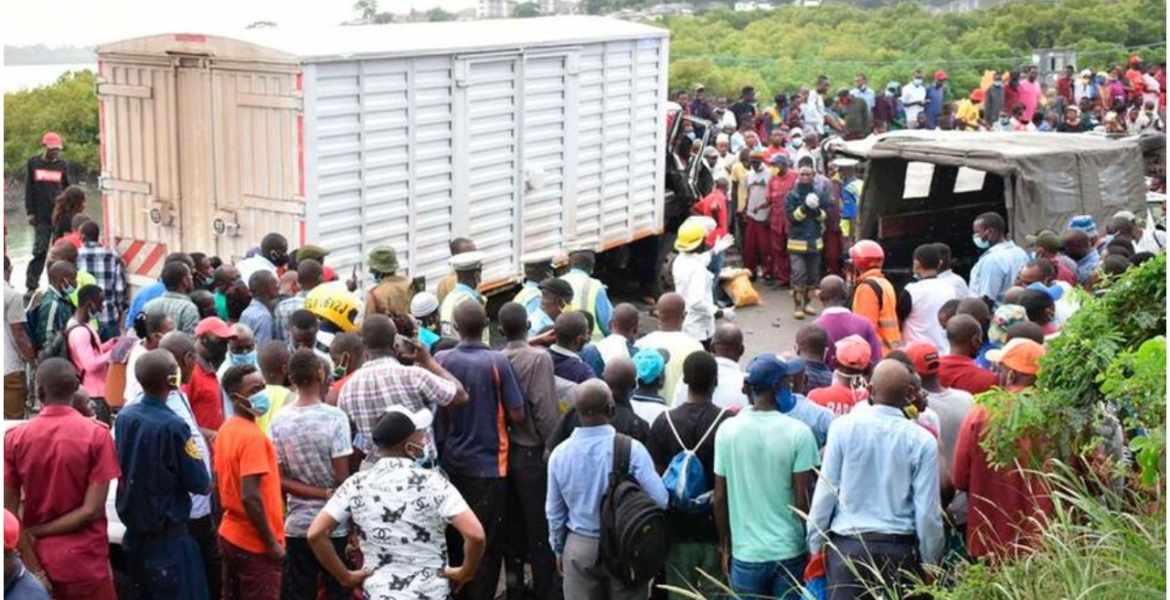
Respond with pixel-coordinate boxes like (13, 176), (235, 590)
(244, 390), (271, 417)
(62, 284), (77, 296)
(407, 442), (436, 468)
(973, 235), (992, 250)
(777, 387), (796, 413)
(229, 350), (257, 366)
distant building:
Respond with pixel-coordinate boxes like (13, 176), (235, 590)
(939, 0), (1005, 13)
(478, 0), (517, 18)
(538, 0), (581, 14)
(1032, 48), (1078, 81)
(791, 0), (818, 6)
(735, 1), (777, 10)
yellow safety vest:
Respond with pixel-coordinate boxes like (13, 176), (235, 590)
(511, 283), (542, 315)
(561, 270), (604, 339)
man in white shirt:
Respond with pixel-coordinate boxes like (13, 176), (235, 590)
(674, 323), (748, 411)
(803, 76), (831, 136)
(672, 217), (734, 347)
(4, 256), (37, 420)
(236, 233), (289, 284)
(901, 71), (928, 129)
(934, 243), (970, 300)
(901, 244), (958, 353)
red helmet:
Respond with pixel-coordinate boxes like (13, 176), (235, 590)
(849, 240), (885, 271)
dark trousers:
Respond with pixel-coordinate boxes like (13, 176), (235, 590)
(825, 231), (843, 276)
(826, 533), (927, 600)
(770, 227), (791, 285)
(282, 537), (350, 600)
(506, 445), (561, 600)
(743, 220), (772, 278)
(190, 515), (222, 600)
(26, 223), (52, 292)
(220, 536), (281, 600)
(447, 475), (508, 600)
(124, 529), (208, 600)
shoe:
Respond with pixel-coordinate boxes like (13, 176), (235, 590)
(793, 289), (807, 319)
(803, 292), (819, 316)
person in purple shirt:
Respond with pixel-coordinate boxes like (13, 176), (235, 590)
(433, 301), (526, 600)
(812, 276), (882, 369)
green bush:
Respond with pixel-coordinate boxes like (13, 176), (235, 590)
(4, 70), (100, 179)
(665, 0), (1167, 100)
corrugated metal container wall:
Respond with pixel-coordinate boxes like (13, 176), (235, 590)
(304, 37), (667, 292)
(98, 59), (183, 287)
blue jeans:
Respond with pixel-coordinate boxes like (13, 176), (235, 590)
(709, 251), (725, 301)
(730, 554), (808, 600)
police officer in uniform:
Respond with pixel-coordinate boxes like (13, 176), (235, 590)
(560, 239), (614, 340)
(364, 246), (413, 319)
(114, 349), (213, 600)
(511, 251), (556, 319)
(438, 251), (486, 339)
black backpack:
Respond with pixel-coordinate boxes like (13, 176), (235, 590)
(38, 322), (94, 365)
(598, 434), (669, 586)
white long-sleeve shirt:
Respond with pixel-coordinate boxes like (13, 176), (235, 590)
(672, 251), (719, 342)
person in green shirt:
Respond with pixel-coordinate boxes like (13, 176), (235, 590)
(212, 264), (243, 321)
(713, 353), (819, 600)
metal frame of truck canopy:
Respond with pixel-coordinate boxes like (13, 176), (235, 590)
(826, 130), (1148, 244)
(95, 17), (671, 292)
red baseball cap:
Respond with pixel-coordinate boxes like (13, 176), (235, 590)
(934, 70), (948, 82)
(41, 132), (63, 149)
(835, 335), (872, 370)
(904, 342), (941, 376)
(194, 317), (237, 339)
(5, 509), (19, 551)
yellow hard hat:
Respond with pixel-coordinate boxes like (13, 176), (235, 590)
(675, 220), (707, 252)
(304, 282), (361, 333)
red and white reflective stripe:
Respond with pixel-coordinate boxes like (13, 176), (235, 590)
(115, 238), (168, 277)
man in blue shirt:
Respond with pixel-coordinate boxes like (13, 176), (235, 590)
(1062, 228), (1100, 286)
(241, 270), (279, 345)
(434, 301), (526, 600)
(114, 349), (213, 600)
(546, 379), (667, 599)
(969, 212), (1028, 307)
(925, 70), (948, 129)
(807, 359), (944, 599)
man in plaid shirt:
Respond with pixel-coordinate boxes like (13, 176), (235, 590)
(337, 314), (468, 468)
(273, 259), (323, 342)
(76, 222), (127, 341)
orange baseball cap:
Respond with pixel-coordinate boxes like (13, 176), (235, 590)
(985, 338), (1046, 375)
(904, 341), (941, 376)
(834, 335), (872, 370)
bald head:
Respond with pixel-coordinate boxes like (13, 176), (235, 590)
(946, 314), (984, 358)
(656, 293), (686, 330)
(870, 359), (911, 408)
(453, 301), (487, 340)
(159, 331), (196, 360)
(36, 358), (80, 404)
(137, 349), (179, 398)
(48, 260), (77, 289)
(610, 303), (640, 337)
(573, 379), (614, 419)
(50, 240), (78, 264)
(712, 323), (744, 361)
(956, 297), (991, 327)
(818, 275), (847, 305)
(603, 357), (637, 401)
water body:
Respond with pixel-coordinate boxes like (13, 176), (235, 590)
(4, 63), (96, 94)
(5, 181), (103, 291)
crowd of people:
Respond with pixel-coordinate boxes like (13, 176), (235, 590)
(2, 73), (1164, 600)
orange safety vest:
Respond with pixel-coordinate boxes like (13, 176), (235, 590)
(851, 269), (901, 354)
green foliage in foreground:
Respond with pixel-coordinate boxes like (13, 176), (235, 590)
(664, 0), (1167, 101)
(978, 253), (1166, 478)
(4, 70), (99, 179)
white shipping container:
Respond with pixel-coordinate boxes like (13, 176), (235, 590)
(95, 17), (671, 292)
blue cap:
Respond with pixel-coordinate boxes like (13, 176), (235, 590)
(1026, 281), (1064, 301)
(1068, 215), (1098, 236)
(745, 353), (805, 390)
(633, 348), (668, 385)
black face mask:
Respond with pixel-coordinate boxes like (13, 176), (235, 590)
(202, 337), (229, 366)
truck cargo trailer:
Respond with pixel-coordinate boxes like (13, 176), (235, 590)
(95, 16), (670, 291)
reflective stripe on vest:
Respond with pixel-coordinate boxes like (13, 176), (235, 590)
(512, 285), (541, 315)
(562, 271), (603, 338)
(873, 277), (901, 353)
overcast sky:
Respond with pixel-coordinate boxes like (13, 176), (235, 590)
(3, 0), (478, 47)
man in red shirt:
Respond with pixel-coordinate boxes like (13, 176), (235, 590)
(766, 154), (798, 288)
(1026, 230), (1078, 287)
(4, 358), (121, 599)
(808, 335), (871, 417)
(694, 175), (732, 286)
(937, 315), (998, 396)
(185, 317), (238, 431)
(953, 338), (1053, 563)
(1055, 65), (1075, 106)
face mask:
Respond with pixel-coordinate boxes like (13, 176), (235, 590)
(973, 235), (991, 250)
(776, 387), (796, 413)
(61, 283), (77, 296)
(406, 441), (436, 468)
(240, 390), (271, 417)
(332, 363), (348, 379)
(913, 78), (923, 86)
(999, 117), (1011, 125)
(993, 81), (1003, 87)
(203, 338), (229, 364)
(229, 350), (258, 366)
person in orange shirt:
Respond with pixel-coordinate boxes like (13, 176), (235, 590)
(215, 364), (286, 600)
(848, 241), (900, 355)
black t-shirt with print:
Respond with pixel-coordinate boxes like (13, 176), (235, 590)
(647, 402), (734, 544)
